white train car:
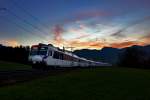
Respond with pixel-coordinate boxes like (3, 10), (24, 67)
(28, 43), (110, 69)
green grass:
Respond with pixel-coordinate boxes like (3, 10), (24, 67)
(0, 61), (31, 70)
(0, 68), (150, 100)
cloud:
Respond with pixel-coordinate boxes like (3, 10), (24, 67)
(50, 34), (150, 50)
(109, 41), (145, 48)
(111, 16), (150, 37)
(63, 10), (111, 23)
(68, 40), (105, 49)
(74, 34), (91, 40)
(50, 13), (150, 50)
(0, 39), (19, 47)
(140, 32), (150, 44)
(52, 24), (64, 44)
(111, 30), (126, 37)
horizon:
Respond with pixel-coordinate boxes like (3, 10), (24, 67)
(1, 42), (150, 51)
(0, 0), (150, 50)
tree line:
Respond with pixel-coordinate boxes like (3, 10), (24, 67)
(0, 44), (150, 68)
(118, 47), (150, 69)
(0, 45), (30, 64)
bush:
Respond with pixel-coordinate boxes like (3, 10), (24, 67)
(118, 47), (150, 68)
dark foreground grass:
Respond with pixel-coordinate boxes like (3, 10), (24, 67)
(0, 68), (150, 100)
(0, 61), (31, 70)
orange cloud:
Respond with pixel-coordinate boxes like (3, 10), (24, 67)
(0, 39), (19, 47)
(51, 38), (150, 50)
(50, 38), (105, 50)
(109, 41), (145, 48)
(53, 24), (64, 44)
(68, 40), (105, 49)
(139, 32), (150, 45)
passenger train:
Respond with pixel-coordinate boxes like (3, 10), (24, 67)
(28, 43), (110, 68)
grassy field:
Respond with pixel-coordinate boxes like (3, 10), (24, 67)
(0, 61), (31, 70)
(0, 67), (150, 100)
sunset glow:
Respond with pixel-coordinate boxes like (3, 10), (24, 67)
(0, 0), (150, 49)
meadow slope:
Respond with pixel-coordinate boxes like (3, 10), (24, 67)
(0, 61), (31, 70)
(0, 67), (150, 100)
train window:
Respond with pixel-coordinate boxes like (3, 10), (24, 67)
(63, 54), (70, 61)
(75, 58), (78, 62)
(63, 54), (66, 60)
(48, 50), (52, 56)
(71, 56), (74, 61)
(64, 54), (67, 60)
(68, 56), (72, 61)
(53, 51), (59, 59)
(60, 53), (64, 60)
(30, 50), (38, 55)
(53, 51), (64, 60)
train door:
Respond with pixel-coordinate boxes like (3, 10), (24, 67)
(45, 49), (54, 66)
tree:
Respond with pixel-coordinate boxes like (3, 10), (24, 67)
(118, 47), (146, 68)
(0, 45), (30, 64)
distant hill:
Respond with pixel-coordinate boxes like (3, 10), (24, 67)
(74, 47), (122, 64)
(73, 49), (102, 61)
(74, 45), (150, 65)
(98, 47), (122, 64)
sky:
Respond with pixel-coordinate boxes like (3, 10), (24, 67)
(0, 0), (150, 50)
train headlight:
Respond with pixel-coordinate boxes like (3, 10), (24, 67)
(33, 61), (36, 64)
(42, 55), (48, 63)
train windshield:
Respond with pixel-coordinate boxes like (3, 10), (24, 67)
(30, 46), (48, 55)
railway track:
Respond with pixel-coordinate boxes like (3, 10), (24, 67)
(0, 68), (74, 86)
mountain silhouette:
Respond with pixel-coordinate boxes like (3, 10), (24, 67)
(74, 45), (150, 65)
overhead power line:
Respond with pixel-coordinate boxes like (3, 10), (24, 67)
(10, 0), (50, 31)
(2, 16), (32, 33)
(1, 7), (47, 39)
(0, 8), (47, 41)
